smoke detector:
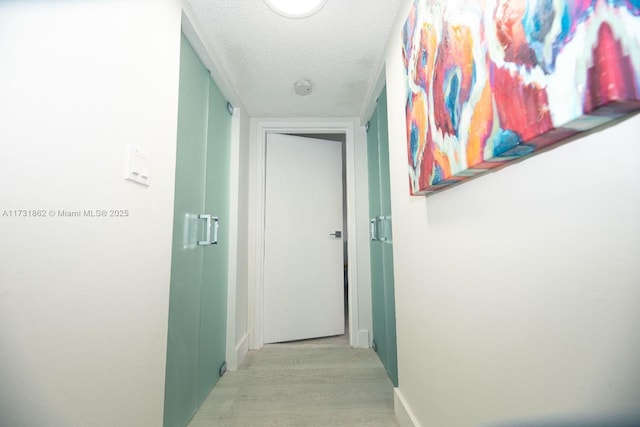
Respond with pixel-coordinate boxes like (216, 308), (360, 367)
(294, 79), (313, 96)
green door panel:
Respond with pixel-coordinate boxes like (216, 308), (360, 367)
(377, 88), (392, 219)
(382, 242), (398, 386)
(197, 76), (231, 404)
(368, 86), (398, 387)
(367, 107), (388, 372)
(165, 34), (230, 427)
(377, 88), (398, 386)
(164, 34), (209, 427)
(368, 108), (381, 221)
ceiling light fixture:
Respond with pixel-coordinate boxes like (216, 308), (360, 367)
(264, 0), (328, 19)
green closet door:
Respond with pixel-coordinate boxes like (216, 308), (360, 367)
(164, 34), (230, 427)
(367, 104), (389, 374)
(377, 88), (398, 387)
(197, 75), (231, 403)
(164, 34), (209, 427)
(367, 86), (398, 387)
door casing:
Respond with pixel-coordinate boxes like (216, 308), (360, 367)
(251, 119), (370, 349)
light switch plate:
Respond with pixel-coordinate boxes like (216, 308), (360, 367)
(125, 145), (150, 186)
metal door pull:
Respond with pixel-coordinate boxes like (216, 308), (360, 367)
(330, 231), (342, 238)
(370, 218), (378, 241)
(198, 214), (219, 246)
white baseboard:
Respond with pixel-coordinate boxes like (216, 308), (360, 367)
(354, 329), (370, 348)
(394, 388), (421, 427)
(227, 333), (249, 371)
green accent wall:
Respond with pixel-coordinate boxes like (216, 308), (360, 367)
(164, 34), (231, 427)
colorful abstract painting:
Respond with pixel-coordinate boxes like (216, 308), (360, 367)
(402, 0), (640, 195)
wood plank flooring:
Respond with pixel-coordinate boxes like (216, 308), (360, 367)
(188, 335), (398, 426)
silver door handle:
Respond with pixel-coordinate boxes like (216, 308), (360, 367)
(198, 214), (219, 246)
(377, 216), (386, 242)
(211, 216), (219, 245)
(370, 218), (378, 241)
(330, 230), (342, 238)
(198, 214), (212, 246)
(381, 215), (392, 243)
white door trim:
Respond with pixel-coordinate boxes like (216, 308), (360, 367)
(251, 119), (366, 349)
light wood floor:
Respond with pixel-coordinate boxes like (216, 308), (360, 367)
(188, 334), (399, 426)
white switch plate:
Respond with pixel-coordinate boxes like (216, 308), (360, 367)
(125, 145), (150, 186)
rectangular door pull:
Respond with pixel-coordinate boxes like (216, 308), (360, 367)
(198, 214), (219, 246)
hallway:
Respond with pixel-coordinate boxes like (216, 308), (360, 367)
(188, 336), (398, 426)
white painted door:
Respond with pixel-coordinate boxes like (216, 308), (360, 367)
(263, 133), (345, 343)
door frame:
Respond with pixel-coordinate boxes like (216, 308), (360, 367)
(251, 119), (370, 349)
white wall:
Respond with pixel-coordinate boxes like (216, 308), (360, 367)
(353, 124), (374, 347)
(385, 1), (640, 426)
(236, 107), (251, 350)
(0, 1), (181, 425)
(225, 106), (251, 370)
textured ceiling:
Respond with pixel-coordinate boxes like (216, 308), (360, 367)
(184, 0), (403, 118)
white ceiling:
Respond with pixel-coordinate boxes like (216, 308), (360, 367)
(183, 0), (404, 119)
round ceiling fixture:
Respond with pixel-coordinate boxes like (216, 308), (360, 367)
(294, 79), (313, 96)
(264, 0), (327, 18)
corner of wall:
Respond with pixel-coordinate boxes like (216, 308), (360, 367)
(228, 106), (251, 366)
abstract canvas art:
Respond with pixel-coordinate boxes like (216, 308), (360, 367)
(402, 0), (640, 195)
